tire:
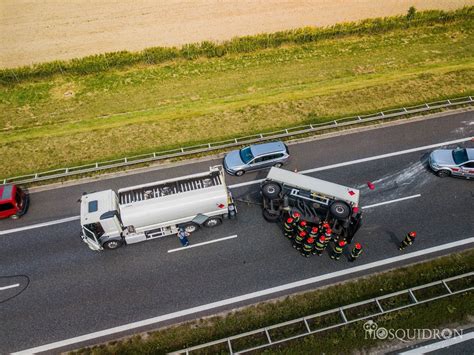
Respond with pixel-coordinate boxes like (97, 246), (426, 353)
(436, 170), (451, 178)
(103, 239), (123, 250)
(203, 217), (222, 228)
(235, 170), (245, 177)
(261, 182), (281, 199)
(273, 162), (283, 168)
(182, 223), (199, 233)
(263, 208), (281, 222)
(329, 200), (351, 220)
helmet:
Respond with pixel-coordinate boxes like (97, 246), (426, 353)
(299, 231), (307, 237)
(355, 243), (362, 249)
(323, 222), (330, 227)
(409, 231), (417, 237)
(338, 241), (346, 247)
(300, 221), (307, 226)
(319, 236), (326, 242)
(286, 217), (294, 223)
(307, 237), (314, 243)
(293, 211), (301, 218)
(325, 229), (332, 235)
(311, 227), (319, 233)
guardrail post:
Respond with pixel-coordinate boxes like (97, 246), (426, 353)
(303, 318), (311, 333)
(65, 168), (69, 174)
(357, 116), (362, 120)
(285, 129), (289, 134)
(309, 124), (314, 129)
(227, 339), (233, 354)
(339, 308), (348, 323)
(404, 107), (408, 112)
(375, 298), (384, 313)
(425, 103), (430, 108)
(124, 157), (128, 163)
(408, 289), (418, 303)
(235, 138), (238, 143)
(260, 134), (264, 139)
(181, 148), (185, 153)
(442, 280), (453, 294)
(153, 152), (156, 158)
(264, 328), (272, 344)
(208, 143), (212, 149)
(95, 163), (99, 169)
(35, 173), (39, 179)
(447, 100), (452, 105)
(380, 112), (385, 117)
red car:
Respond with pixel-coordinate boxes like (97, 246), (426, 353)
(0, 184), (29, 219)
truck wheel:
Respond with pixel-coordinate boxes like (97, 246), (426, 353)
(204, 217), (222, 228)
(103, 240), (123, 250)
(329, 200), (351, 220)
(183, 223), (199, 233)
(263, 209), (281, 222)
(235, 170), (245, 177)
(261, 182), (281, 199)
(436, 170), (451, 178)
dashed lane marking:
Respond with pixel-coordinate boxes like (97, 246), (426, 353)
(363, 194), (421, 209)
(13, 236), (474, 354)
(0, 283), (20, 291)
(168, 235), (238, 253)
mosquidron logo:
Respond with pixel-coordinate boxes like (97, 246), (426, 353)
(363, 320), (463, 342)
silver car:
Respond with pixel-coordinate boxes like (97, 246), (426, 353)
(223, 141), (290, 176)
(429, 147), (474, 179)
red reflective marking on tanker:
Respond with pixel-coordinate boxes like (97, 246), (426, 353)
(348, 190), (355, 196)
(367, 182), (375, 190)
(217, 203), (225, 209)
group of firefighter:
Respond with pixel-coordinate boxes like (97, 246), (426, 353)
(283, 210), (362, 262)
(283, 210), (418, 261)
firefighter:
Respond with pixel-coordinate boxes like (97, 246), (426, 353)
(330, 240), (346, 261)
(308, 226), (319, 239)
(301, 236), (315, 257)
(283, 217), (295, 239)
(313, 236), (326, 256)
(349, 243), (363, 262)
(291, 211), (301, 224)
(293, 231), (306, 251)
(324, 228), (334, 243)
(399, 231), (416, 250)
(297, 220), (308, 234)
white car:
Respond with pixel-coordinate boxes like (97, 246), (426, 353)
(429, 147), (474, 179)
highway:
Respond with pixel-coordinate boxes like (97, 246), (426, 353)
(0, 110), (473, 353)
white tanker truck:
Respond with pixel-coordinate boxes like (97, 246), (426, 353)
(80, 166), (236, 251)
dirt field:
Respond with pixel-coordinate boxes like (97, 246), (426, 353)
(1, 0), (472, 68)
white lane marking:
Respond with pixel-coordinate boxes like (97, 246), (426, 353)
(399, 331), (474, 354)
(0, 283), (20, 291)
(228, 137), (472, 189)
(168, 235), (238, 253)
(2, 137), (472, 236)
(13, 236), (474, 355)
(0, 216), (80, 236)
(363, 194), (421, 209)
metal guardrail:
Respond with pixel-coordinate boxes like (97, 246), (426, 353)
(2, 96), (473, 185)
(172, 272), (473, 354)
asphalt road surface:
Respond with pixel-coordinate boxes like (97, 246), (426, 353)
(1, 110), (473, 353)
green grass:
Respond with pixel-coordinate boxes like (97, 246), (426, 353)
(71, 249), (474, 354)
(1, 7), (473, 178)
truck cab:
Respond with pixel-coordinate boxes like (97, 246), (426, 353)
(0, 184), (29, 220)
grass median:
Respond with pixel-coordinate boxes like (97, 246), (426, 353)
(72, 249), (474, 354)
(1, 7), (473, 179)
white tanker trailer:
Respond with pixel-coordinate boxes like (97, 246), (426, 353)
(80, 166), (236, 251)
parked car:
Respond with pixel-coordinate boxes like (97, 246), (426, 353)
(223, 141), (290, 176)
(0, 184), (29, 219)
(429, 147), (474, 179)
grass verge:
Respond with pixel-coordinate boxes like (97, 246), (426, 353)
(71, 249), (474, 354)
(1, 7), (473, 178)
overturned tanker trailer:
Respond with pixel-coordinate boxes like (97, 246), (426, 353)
(260, 167), (362, 242)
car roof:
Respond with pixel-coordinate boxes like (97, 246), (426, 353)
(249, 141), (286, 156)
(466, 148), (474, 160)
(0, 184), (15, 203)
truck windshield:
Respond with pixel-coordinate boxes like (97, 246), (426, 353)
(0, 202), (14, 212)
(239, 147), (254, 164)
(452, 149), (468, 164)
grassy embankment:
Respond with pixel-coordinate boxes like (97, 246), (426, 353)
(73, 250), (474, 354)
(1, 7), (473, 179)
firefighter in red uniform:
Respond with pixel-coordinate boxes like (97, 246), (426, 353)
(324, 228), (334, 243)
(291, 211), (301, 224)
(308, 226), (319, 239)
(331, 240), (346, 261)
(399, 231), (416, 250)
(293, 231), (306, 251)
(301, 236), (315, 257)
